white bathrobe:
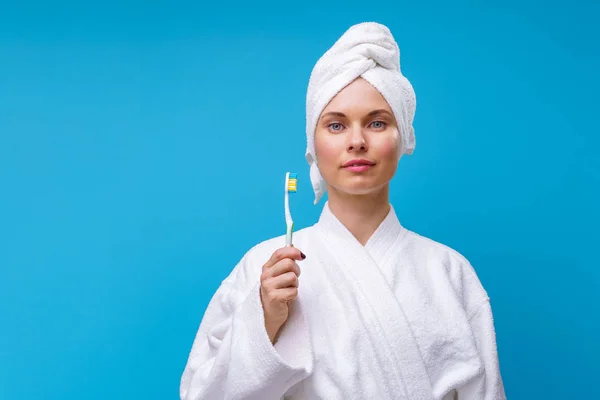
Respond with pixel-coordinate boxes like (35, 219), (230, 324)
(180, 203), (506, 400)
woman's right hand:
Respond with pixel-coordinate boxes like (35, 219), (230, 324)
(260, 246), (306, 344)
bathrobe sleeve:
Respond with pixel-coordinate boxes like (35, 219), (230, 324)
(456, 299), (506, 400)
(179, 254), (313, 400)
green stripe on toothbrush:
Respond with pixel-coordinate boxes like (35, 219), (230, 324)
(286, 222), (294, 245)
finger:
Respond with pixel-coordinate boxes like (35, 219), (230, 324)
(270, 271), (299, 289)
(263, 247), (306, 269)
(276, 287), (299, 302)
(265, 258), (301, 279)
(264, 270), (298, 291)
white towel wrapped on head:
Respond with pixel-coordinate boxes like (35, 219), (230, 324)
(305, 22), (417, 204)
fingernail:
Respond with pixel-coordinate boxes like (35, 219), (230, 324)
(300, 252), (306, 260)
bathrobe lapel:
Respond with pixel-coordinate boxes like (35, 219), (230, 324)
(313, 203), (434, 400)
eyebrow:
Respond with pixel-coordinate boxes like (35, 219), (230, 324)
(319, 109), (393, 120)
(367, 109), (393, 117)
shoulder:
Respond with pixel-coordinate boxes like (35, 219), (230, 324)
(402, 228), (473, 270)
(401, 228), (490, 316)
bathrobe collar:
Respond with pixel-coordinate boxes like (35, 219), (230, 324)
(316, 201), (406, 265)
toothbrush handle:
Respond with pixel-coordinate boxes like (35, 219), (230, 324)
(286, 220), (294, 246)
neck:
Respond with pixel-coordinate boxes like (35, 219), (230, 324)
(326, 185), (391, 246)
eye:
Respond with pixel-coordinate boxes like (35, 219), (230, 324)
(370, 120), (387, 129)
(327, 122), (344, 132)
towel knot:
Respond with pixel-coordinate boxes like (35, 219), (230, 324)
(323, 22), (401, 71)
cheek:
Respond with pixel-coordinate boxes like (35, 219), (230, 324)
(315, 134), (341, 167)
(374, 135), (400, 161)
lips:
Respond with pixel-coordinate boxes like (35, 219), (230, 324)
(342, 159), (375, 173)
(342, 159), (375, 168)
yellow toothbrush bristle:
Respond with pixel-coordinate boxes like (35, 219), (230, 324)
(287, 173), (298, 192)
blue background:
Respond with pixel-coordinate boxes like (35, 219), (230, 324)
(1, 1), (598, 399)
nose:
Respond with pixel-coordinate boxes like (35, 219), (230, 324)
(347, 127), (367, 152)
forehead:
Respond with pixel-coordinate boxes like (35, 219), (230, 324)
(323, 78), (391, 113)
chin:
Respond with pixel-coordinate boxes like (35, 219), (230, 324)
(331, 181), (388, 197)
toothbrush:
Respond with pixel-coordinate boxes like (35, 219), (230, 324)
(284, 172), (297, 246)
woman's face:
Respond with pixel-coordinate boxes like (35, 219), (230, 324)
(314, 78), (401, 198)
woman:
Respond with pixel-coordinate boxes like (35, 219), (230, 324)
(180, 22), (506, 400)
